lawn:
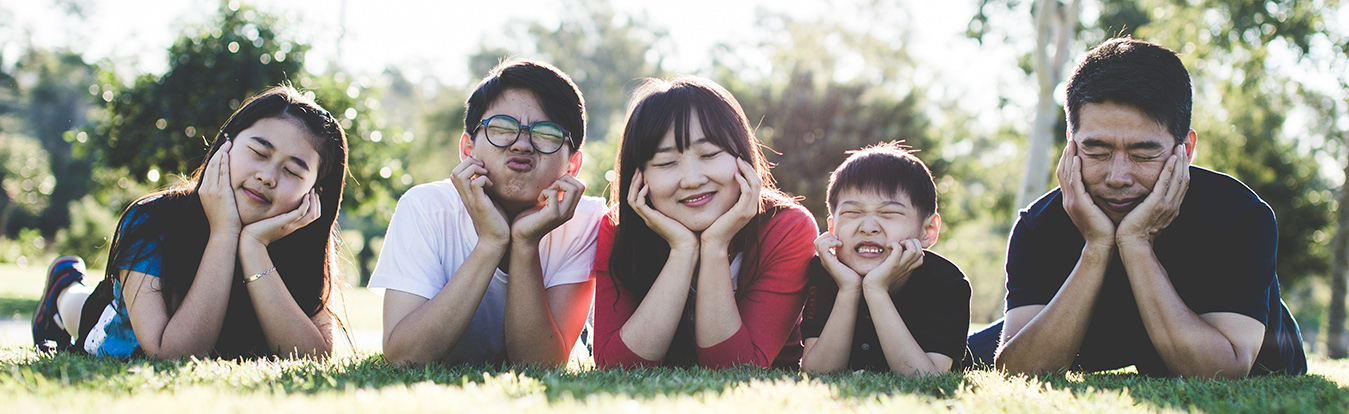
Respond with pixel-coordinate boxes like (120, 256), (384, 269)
(2, 262), (1348, 412)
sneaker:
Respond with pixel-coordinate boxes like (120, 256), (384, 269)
(32, 256), (86, 352)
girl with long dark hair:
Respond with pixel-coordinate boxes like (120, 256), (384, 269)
(32, 85), (348, 358)
(592, 76), (817, 369)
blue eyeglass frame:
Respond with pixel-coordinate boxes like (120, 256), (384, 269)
(471, 114), (577, 154)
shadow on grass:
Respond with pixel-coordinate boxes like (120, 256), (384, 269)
(0, 297), (35, 318)
(1015, 369), (1349, 412)
(0, 349), (968, 402)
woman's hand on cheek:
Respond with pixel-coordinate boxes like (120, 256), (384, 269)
(628, 169), (698, 250)
(202, 140), (242, 235)
(241, 189), (321, 247)
(699, 158), (760, 250)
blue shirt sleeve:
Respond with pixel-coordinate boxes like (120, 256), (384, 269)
(113, 202), (164, 277)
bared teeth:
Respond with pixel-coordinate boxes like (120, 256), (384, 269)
(683, 194), (710, 203)
(856, 246), (883, 254)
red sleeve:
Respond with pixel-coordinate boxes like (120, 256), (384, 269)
(695, 205), (817, 368)
(591, 214), (663, 369)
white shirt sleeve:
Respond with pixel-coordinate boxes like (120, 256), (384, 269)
(367, 183), (458, 299)
(540, 196), (607, 289)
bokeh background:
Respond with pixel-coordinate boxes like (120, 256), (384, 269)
(1, 0), (1347, 357)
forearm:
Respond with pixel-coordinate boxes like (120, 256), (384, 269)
(617, 246), (698, 361)
(996, 243), (1112, 374)
(1119, 240), (1254, 378)
(383, 243), (504, 365)
(800, 287), (861, 373)
(693, 247), (743, 347)
(864, 287), (944, 376)
(154, 232), (238, 358)
(503, 241), (567, 366)
(238, 241), (331, 358)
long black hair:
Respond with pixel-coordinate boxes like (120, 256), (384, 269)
(105, 85), (348, 358)
(608, 76), (797, 303)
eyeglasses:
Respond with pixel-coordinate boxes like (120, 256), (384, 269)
(471, 114), (575, 154)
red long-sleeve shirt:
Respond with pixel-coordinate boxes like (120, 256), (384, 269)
(592, 204), (817, 369)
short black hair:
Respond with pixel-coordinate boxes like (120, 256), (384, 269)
(826, 141), (937, 219)
(464, 60), (587, 151)
(1065, 37), (1192, 144)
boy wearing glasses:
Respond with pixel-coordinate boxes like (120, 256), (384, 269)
(372, 60), (605, 366)
(799, 142), (971, 375)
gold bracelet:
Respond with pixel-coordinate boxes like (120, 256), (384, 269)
(244, 266), (276, 284)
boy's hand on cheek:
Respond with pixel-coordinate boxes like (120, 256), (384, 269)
(451, 156), (510, 248)
(511, 175), (585, 244)
(815, 232), (861, 290)
(861, 239), (924, 293)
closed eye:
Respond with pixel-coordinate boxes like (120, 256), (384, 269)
(250, 148), (267, 159)
(284, 167), (302, 178)
(650, 160), (676, 168)
(701, 150), (723, 159)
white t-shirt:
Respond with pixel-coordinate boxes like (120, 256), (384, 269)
(368, 179), (606, 363)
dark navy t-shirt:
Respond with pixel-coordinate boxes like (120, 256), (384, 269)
(801, 251), (971, 371)
(1006, 166), (1306, 375)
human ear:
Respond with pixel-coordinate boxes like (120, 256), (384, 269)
(1183, 129), (1197, 162)
(921, 212), (941, 249)
(826, 216), (835, 234)
(459, 132), (473, 161)
(567, 148), (584, 176)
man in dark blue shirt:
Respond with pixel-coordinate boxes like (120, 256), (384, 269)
(970, 38), (1306, 377)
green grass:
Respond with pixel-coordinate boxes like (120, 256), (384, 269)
(2, 349), (1348, 413)
(4, 261), (1349, 412)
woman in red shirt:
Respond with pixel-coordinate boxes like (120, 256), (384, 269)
(592, 76), (817, 369)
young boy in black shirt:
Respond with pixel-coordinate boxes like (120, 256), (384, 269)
(799, 142), (971, 375)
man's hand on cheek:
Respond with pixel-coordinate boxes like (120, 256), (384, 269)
(1057, 141), (1116, 247)
(1117, 144), (1190, 247)
(510, 175), (586, 245)
(452, 156), (511, 247)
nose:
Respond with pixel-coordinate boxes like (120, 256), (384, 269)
(1103, 156), (1132, 188)
(255, 166), (276, 188)
(677, 162), (709, 189)
(858, 215), (881, 235)
(508, 129), (535, 154)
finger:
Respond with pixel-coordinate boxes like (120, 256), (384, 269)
(1056, 141), (1071, 184)
(627, 170), (644, 206)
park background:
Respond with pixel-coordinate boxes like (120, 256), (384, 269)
(2, 0), (1349, 411)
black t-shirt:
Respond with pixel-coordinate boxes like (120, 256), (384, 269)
(800, 251), (971, 371)
(1006, 166), (1307, 375)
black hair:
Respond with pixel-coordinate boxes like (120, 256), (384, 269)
(609, 76), (798, 302)
(105, 85), (348, 358)
(826, 141), (937, 219)
(1065, 37), (1193, 144)
(463, 59), (586, 152)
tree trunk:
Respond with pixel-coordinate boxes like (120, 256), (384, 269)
(1328, 158), (1349, 358)
(1015, 0), (1080, 211)
(358, 232), (376, 287)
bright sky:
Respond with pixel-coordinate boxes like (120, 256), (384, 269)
(2, 0), (1037, 127)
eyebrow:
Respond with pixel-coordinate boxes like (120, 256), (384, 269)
(654, 137), (712, 154)
(838, 199), (907, 209)
(249, 136), (312, 171)
(1079, 137), (1167, 151)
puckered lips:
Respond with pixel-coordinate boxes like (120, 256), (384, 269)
(505, 156), (535, 172)
(679, 191), (715, 207)
(850, 240), (888, 259)
(240, 186), (271, 205)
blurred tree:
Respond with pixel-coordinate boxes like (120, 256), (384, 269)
(711, 8), (936, 230)
(0, 133), (52, 234)
(14, 50), (98, 240)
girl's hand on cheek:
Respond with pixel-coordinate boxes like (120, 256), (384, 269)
(242, 189), (321, 246)
(202, 140), (242, 235)
(700, 158), (760, 249)
(628, 169), (698, 250)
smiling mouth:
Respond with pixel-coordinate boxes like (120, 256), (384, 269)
(680, 192), (714, 206)
(853, 243), (886, 257)
(241, 187), (270, 204)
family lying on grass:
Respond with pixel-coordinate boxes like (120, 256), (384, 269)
(30, 37), (1308, 379)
